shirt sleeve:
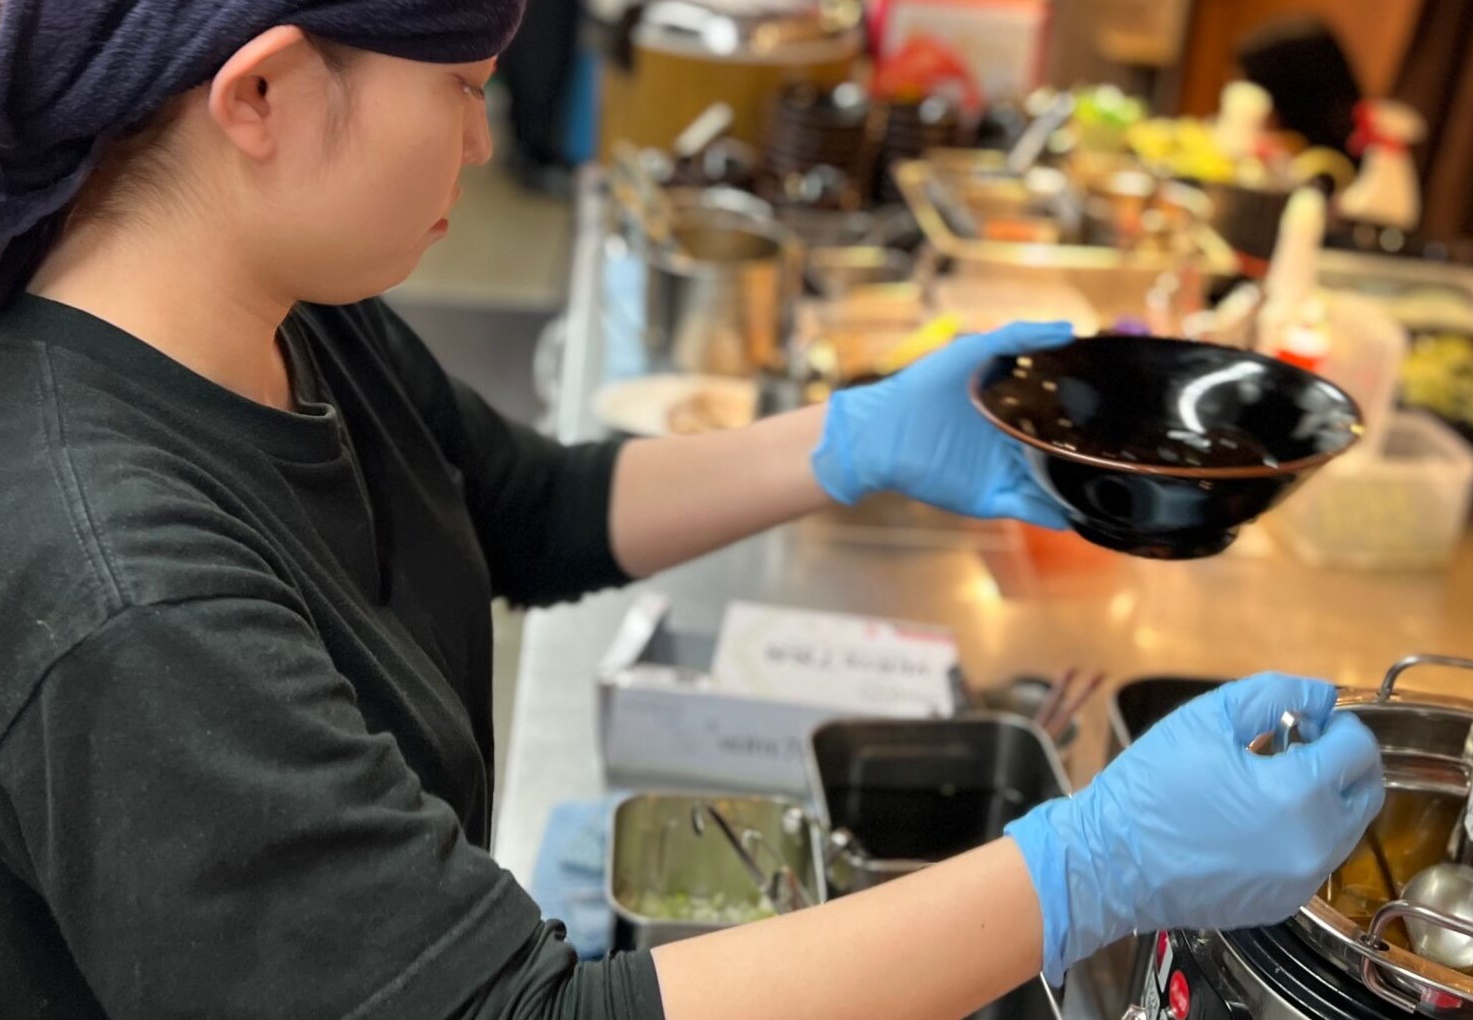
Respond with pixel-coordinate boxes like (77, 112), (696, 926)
(343, 299), (631, 608)
(0, 598), (664, 1020)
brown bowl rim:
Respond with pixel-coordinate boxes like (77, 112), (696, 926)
(970, 335), (1365, 481)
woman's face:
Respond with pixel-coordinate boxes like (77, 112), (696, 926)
(231, 46), (497, 305)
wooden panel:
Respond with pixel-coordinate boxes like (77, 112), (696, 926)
(1177, 0), (1424, 116)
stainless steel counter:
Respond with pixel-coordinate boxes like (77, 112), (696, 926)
(493, 172), (1473, 915)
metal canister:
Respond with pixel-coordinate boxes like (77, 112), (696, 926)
(638, 205), (804, 377)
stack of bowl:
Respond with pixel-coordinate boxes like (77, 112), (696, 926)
(760, 82), (876, 210)
(871, 96), (964, 204)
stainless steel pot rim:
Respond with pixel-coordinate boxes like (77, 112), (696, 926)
(1295, 655), (1473, 1011)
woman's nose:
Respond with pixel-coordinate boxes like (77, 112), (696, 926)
(464, 109), (493, 167)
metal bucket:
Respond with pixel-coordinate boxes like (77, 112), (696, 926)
(806, 714), (1070, 894)
(641, 206), (803, 377)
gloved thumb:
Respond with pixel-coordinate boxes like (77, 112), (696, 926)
(988, 489), (1070, 531)
(1218, 674), (1340, 745)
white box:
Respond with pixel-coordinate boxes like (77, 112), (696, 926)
(597, 596), (960, 796)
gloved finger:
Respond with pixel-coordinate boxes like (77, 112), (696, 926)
(945, 321), (1076, 365)
(1343, 770), (1387, 831)
(1322, 773), (1386, 873)
(1218, 673), (1340, 745)
(990, 490), (1070, 530)
(1280, 710), (1383, 792)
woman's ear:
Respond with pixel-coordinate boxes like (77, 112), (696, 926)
(206, 25), (313, 161)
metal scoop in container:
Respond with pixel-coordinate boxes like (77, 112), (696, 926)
(1401, 864), (1473, 970)
(691, 803), (814, 915)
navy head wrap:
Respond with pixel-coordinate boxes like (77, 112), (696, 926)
(0, 0), (526, 246)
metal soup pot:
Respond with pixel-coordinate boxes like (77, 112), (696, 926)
(641, 206), (804, 377)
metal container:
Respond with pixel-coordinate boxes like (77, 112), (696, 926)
(607, 792), (827, 950)
(893, 155), (1239, 324)
(640, 205), (803, 377)
(1111, 656), (1473, 1020)
(1292, 656), (1473, 1012)
(971, 675), (1081, 769)
(805, 245), (913, 299)
(1105, 676), (1225, 762)
(1094, 675), (1227, 1020)
(806, 714), (1070, 893)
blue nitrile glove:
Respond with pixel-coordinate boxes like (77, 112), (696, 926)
(811, 321), (1074, 528)
(1006, 674), (1384, 986)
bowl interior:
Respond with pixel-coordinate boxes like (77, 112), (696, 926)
(976, 335), (1362, 475)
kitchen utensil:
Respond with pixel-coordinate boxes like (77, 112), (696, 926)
(1031, 668), (1076, 731)
(1044, 671), (1108, 741)
(892, 157), (1241, 315)
(691, 802), (812, 914)
(673, 102), (734, 161)
(1007, 91), (1075, 176)
(1400, 864), (1473, 970)
(967, 677), (1081, 767)
(641, 204), (803, 376)
(972, 334), (1364, 559)
(611, 141), (677, 250)
(607, 792), (826, 950)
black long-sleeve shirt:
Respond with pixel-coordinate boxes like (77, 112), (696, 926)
(0, 294), (664, 1020)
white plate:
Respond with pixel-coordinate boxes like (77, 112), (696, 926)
(592, 374), (759, 438)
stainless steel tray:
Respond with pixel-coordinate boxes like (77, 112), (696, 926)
(893, 155), (1241, 281)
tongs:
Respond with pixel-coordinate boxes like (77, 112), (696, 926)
(691, 803), (814, 915)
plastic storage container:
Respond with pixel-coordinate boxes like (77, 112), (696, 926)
(1273, 410), (1473, 569)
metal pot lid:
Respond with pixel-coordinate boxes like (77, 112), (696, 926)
(1294, 655), (1473, 1013)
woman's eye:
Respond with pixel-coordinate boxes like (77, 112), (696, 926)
(460, 79), (487, 101)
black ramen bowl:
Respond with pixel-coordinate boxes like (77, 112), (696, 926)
(972, 334), (1364, 559)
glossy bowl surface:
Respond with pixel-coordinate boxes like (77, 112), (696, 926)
(973, 334), (1364, 559)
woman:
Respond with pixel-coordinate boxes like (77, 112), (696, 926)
(0, 3), (1384, 1019)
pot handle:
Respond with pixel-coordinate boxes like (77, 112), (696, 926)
(1377, 654), (1473, 704)
(1354, 898), (1473, 1012)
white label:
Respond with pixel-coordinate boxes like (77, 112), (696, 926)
(709, 602), (957, 717)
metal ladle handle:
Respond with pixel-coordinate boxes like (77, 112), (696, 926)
(1249, 710), (1321, 756)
